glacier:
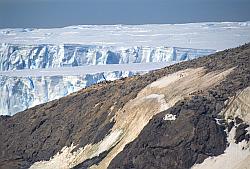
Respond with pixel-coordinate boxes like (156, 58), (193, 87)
(0, 44), (215, 115)
(0, 44), (215, 71)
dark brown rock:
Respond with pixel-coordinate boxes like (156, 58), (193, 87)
(227, 121), (234, 132)
(235, 123), (249, 144)
(235, 116), (244, 125)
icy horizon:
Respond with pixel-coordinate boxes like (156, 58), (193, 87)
(1, 21), (250, 50)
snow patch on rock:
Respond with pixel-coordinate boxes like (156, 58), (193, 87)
(163, 114), (176, 121)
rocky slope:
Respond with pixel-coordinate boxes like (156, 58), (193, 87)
(0, 43), (250, 169)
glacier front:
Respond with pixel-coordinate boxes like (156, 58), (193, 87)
(0, 44), (215, 71)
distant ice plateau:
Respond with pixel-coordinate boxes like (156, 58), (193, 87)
(0, 21), (250, 116)
(1, 21), (250, 50)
